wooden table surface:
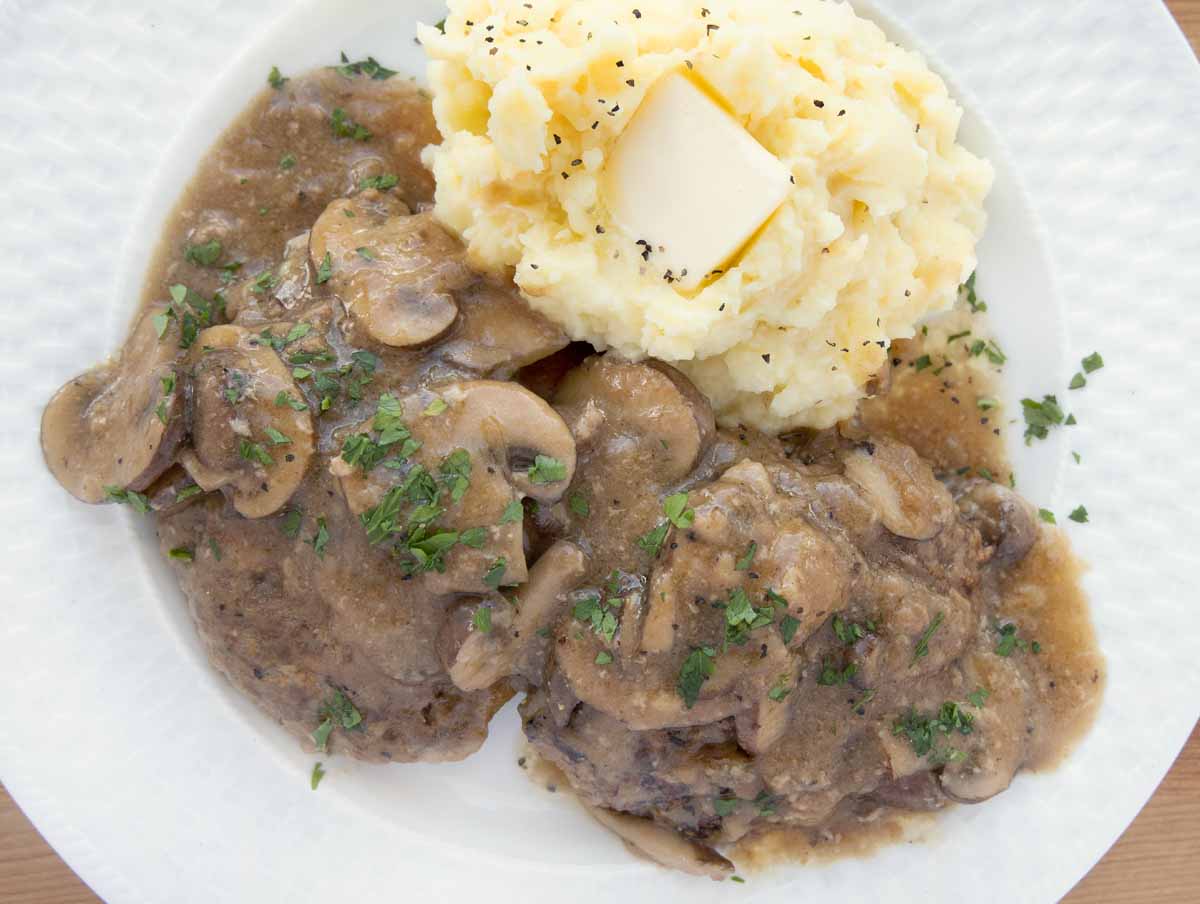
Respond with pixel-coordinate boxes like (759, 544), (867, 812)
(3, 3), (1199, 903)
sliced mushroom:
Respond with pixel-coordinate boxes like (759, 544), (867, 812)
(939, 654), (1031, 803)
(310, 195), (470, 348)
(583, 805), (734, 881)
(555, 356), (715, 482)
(41, 305), (186, 503)
(180, 324), (315, 518)
(950, 478), (1040, 567)
(447, 541), (586, 691)
(842, 437), (955, 540)
(438, 280), (569, 379)
(445, 381), (578, 502)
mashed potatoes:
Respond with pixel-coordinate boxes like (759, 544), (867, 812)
(419, 0), (993, 431)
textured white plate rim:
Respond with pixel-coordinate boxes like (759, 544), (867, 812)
(1, 2), (1199, 903)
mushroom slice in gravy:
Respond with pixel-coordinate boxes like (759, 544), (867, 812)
(311, 194), (468, 348)
(41, 305), (186, 504)
(179, 324), (315, 518)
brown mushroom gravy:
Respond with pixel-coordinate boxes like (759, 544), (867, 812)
(39, 64), (1103, 878)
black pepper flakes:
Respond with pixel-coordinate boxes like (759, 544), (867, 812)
(632, 8), (642, 18)
(814, 99), (825, 108)
(762, 354), (771, 364)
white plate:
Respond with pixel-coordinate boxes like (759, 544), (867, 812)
(1, 1), (1199, 902)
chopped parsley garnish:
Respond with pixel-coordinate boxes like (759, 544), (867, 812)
(279, 153), (297, 171)
(636, 520), (670, 558)
(568, 493), (590, 518)
(595, 651), (613, 666)
(265, 427), (291, 446)
(1038, 508), (1057, 524)
(422, 398), (448, 417)
(268, 66), (288, 90)
(768, 676), (791, 702)
(527, 455), (567, 485)
(911, 612), (945, 665)
(1021, 395), (1066, 444)
(275, 391), (308, 411)
(1069, 373), (1087, 391)
(483, 558), (507, 590)
(167, 546), (194, 562)
(1082, 352), (1105, 374)
(817, 659), (858, 687)
(850, 689), (877, 713)
(961, 272), (986, 313)
(331, 107), (372, 141)
(994, 621), (1029, 657)
(309, 517), (330, 558)
(310, 762), (325, 790)
(723, 587), (774, 647)
(207, 538), (223, 561)
(184, 239), (223, 267)
(284, 322), (311, 344)
(459, 527), (488, 549)
(164, 283), (221, 348)
(355, 246), (375, 261)
(573, 594), (619, 645)
(1069, 505), (1089, 524)
(832, 615), (873, 646)
(311, 720), (333, 753)
(316, 252), (333, 284)
(176, 485), (203, 502)
(440, 448), (472, 503)
(913, 354), (933, 372)
(280, 509), (303, 538)
(473, 606), (493, 634)
(499, 500), (525, 524)
(239, 440), (274, 468)
(977, 397), (999, 411)
(104, 486), (151, 514)
(713, 797), (738, 817)
(677, 647), (716, 709)
(892, 702), (973, 760)
(663, 492), (694, 528)
(968, 687), (990, 708)
(734, 541), (757, 571)
(360, 173), (399, 191)
(340, 394), (415, 472)
(334, 52), (397, 80)
(778, 614), (800, 645)
(312, 689), (363, 753)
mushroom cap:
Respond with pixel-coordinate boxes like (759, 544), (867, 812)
(41, 305), (185, 503)
(555, 356), (715, 483)
(182, 324), (315, 519)
(310, 195), (468, 348)
(447, 541), (587, 692)
(444, 380), (578, 502)
(583, 804), (734, 881)
(842, 437), (955, 540)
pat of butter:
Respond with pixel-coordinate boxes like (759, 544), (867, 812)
(603, 72), (792, 290)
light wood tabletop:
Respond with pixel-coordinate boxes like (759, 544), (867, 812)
(3, 3), (1199, 903)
